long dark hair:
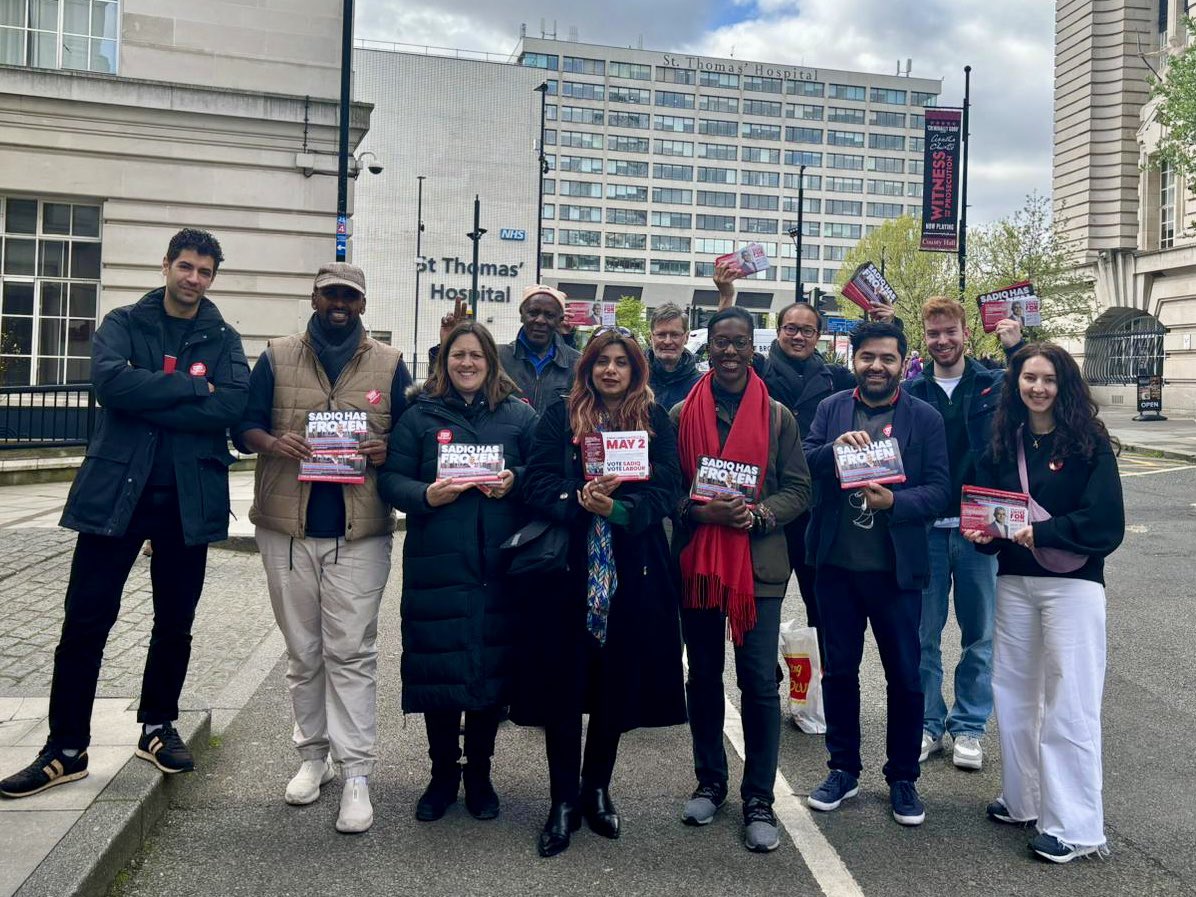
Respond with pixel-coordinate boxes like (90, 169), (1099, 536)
(990, 342), (1117, 463)
(567, 329), (655, 438)
(423, 321), (518, 407)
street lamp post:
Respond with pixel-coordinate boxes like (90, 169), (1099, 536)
(786, 164), (806, 303)
(335, 0), (354, 262)
(467, 194), (487, 318)
(413, 175), (425, 375)
(534, 81), (549, 283)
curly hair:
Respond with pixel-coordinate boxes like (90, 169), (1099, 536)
(567, 329), (655, 438)
(423, 321), (518, 407)
(990, 342), (1118, 464)
(166, 229), (224, 272)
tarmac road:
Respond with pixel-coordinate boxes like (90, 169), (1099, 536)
(110, 459), (1196, 897)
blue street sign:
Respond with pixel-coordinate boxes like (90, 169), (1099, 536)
(826, 318), (859, 334)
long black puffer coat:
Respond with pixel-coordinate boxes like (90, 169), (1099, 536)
(378, 390), (539, 712)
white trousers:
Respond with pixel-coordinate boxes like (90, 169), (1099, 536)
(992, 574), (1106, 847)
(257, 528), (392, 778)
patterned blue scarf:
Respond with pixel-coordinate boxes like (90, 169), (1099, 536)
(586, 417), (618, 644)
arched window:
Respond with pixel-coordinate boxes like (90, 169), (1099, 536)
(1082, 308), (1166, 385)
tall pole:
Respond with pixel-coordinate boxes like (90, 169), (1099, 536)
(467, 195), (487, 318)
(957, 65), (972, 297)
(413, 175), (425, 373)
(534, 82), (549, 283)
(796, 164), (806, 303)
(335, 0), (354, 262)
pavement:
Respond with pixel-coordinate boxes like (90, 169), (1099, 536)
(0, 412), (1191, 897)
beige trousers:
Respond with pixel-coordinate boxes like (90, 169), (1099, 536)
(257, 528), (392, 778)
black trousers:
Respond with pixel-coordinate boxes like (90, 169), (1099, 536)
(785, 512), (825, 663)
(545, 711), (622, 804)
(48, 487), (208, 750)
(815, 565), (923, 784)
(424, 706), (503, 769)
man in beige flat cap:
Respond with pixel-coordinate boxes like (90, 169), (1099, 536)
(233, 262), (412, 834)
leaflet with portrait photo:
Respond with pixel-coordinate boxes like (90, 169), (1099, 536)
(960, 484), (1029, 539)
(977, 280), (1041, 333)
(840, 262), (898, 313)
(436, 442), (506, 484)
(833, 437), (906, 489)
(689, 455), (762, 503)
(298, 410), (368, 484)
(715, 242), (770, 279)
(581, 430), (650, 481)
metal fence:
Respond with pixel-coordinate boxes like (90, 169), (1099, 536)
(0, 384), (96, 449)
(1083, 313), (1166, 386)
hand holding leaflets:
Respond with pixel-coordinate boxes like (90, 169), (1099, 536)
(714, 243), (770, 280)
(298, 411), (369, 484)
(582, 431), (651, 481)
(960, 484), (1031, 545)
(841, 263), (898, 318)
(833, 432), (907, 490)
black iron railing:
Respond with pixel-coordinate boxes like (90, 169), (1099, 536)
(0, 384), (96, 449)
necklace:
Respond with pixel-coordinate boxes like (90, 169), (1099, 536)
(1030, 427), (1055, 450)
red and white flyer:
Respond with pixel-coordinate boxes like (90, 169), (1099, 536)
(298, 410), (368, 485)
(977, 281), (1041, 333)
(581, 430), (650, 481)
(689, 455), (762, 504)
(436, 442), (506, 484)
(833, 437), (906, 489)
(960, 484), (1030, 539)
(841, 262), (898, 313)
(715, 243), (770, 279)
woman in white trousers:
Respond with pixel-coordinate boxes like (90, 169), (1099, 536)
(963, 342), (1124, 864)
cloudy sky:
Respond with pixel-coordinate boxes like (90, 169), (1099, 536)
(356, 0), (1054, 226)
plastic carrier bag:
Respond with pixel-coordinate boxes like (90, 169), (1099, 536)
(779, 620), (826, 734)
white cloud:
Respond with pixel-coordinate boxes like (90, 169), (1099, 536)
(355, 0), (1055, 224)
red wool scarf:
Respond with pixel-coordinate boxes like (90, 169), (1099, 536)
(677, 369), (771, 645)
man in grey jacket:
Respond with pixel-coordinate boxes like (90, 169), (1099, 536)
(496, 285), (580, 413)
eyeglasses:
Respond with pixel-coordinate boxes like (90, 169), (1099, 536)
(593, 325), (636, 340)
(780, 324), (818, 339)
(710, 336), (753, 351)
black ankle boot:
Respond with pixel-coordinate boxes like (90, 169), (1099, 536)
(462, 760), (500, 820)
(415, 763), (461, 821)
(581, 785), (620, 839)
(537, 801), (581, 857)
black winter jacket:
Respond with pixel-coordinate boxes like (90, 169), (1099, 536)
(649, 349), (702, 412)
(753, 342), (856, 436)
(497, 330), (580, 413)
(378, 391), (539, 712)
(60, 289), (249, 545)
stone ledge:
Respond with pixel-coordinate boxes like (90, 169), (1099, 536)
(13, 709), (210, 897)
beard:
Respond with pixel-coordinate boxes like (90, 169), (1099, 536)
(929, 343), (965, 368)
(855, 369), (899, 402)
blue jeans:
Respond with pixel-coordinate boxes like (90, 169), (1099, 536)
(919, 527), (996, 739)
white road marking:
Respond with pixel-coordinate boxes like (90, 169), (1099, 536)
(1119, 465), (1196, 477)
(721, 695), (865, 897)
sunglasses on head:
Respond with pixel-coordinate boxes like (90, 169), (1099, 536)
(592, 325), (637, 340)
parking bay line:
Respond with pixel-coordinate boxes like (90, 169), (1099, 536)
(1119, 464), (1196, 477)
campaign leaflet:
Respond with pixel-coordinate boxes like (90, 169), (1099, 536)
(840, 262), (898, 313)
(565, 300), (600, 327)
(298, 410), (368, 485)
(833, 437), (907, 489)
(436, 443), (505, 484)
(978, 280), (1041, 333)
(715, 242), (770, 279)
(689, 455), (762, 504)
(960, 485), (1030, 539)
(581, 430), (650, 481)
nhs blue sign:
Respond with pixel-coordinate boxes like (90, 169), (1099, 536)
(500, 228), (527, 241)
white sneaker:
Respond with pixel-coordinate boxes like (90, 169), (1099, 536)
(918, 731), (944, 763)
(336, 778), (374, 833)
(952, 735), (983, 770)
(285, 756), (335, 806)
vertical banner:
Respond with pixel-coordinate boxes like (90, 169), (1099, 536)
(920, 109), (962, 252)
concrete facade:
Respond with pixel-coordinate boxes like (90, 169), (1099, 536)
(1054, 0), (1196, 413)
(351, 38), (941, 363)
(0, 0), (369, 386)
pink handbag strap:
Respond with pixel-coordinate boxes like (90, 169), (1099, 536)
(1015, 425), (1031, 493)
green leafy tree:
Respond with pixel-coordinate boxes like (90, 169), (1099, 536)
(834, 194), (1096, 356)
(615, 295), (651, 345)
(1150, 19), (1196, 190)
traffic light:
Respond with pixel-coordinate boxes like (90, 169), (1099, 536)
(811, 287), (839, 314)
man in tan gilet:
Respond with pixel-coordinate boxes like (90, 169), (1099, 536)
(233, 263), (411, 833)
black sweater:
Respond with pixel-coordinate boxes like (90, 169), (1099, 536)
(974, 430), (1125, 585)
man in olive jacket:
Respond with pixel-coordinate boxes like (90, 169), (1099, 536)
(1, 229), (249, 801)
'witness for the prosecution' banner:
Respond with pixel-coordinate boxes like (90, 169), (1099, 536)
(920, 109), (962, 252)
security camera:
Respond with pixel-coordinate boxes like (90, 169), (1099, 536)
(358, 152), (383, 176)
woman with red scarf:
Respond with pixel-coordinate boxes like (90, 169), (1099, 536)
(513, 327), (685, 859)
(670, 307), (811, 853)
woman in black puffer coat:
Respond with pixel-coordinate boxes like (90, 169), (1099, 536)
(378, 321), (538, 824)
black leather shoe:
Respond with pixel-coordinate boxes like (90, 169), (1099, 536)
(582, 786), (620, 839)
(415, 764), (461, 821)
(537, 801), (581, 857)
(463, 762), (500, 820)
